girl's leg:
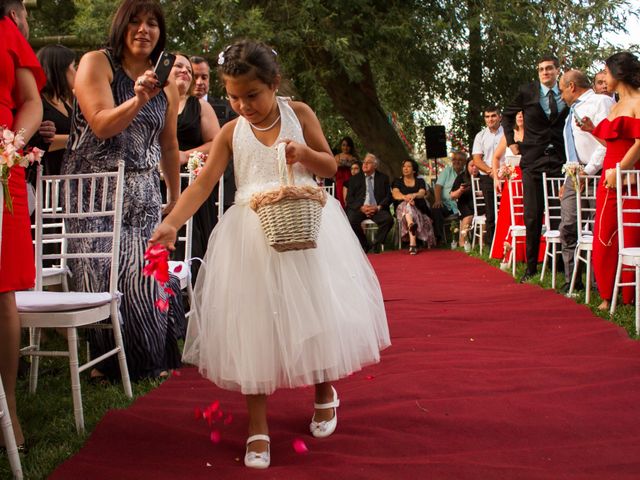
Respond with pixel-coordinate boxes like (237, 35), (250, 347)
(245, 394), (269, 454)
(0, 291), (24, 447)
(314, 382), (336, 422)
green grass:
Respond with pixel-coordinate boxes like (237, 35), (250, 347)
(0, 332), (164, 480)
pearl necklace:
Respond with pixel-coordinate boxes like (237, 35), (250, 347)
(250, 114), (281, 132)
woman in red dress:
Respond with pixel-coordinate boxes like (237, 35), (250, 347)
(0, 0), (45, 449)
(585, 52), (640, 311)
(334, 136), (358, 207)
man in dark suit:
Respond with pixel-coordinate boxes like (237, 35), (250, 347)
(346, 153), (393, 253)
(502, 54), (569, 283)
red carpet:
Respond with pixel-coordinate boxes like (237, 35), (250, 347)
(51, 250), (640, 479)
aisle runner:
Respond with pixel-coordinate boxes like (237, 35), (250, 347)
(51, 250), (640, 479)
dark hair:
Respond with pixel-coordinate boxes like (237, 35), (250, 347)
(108, 0), (166, 64)
(402, 159), (419, 175)
(0, 0), (23, 17)
(218, 40), (279, 86)
(190, 55), (210, 67)
(462, 157), (475, 184)
(483, 105), (501, 115)
(37, 45), (76, 103)
(605, 52), (640, 89)
(538, 54), (560, 68)
(339, 136), (357, 157)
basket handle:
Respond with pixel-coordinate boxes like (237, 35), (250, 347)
(277, 142), (295, 186)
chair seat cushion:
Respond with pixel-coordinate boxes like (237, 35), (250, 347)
(544, 229), (561, 240)
(621, 247), (640, 266)
(42, 266), (70, 278)
(16, 291), (116, 313)
(578, 235), (593, 245)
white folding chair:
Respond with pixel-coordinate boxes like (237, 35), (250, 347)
(0, 374), (22, 479)
(610, 166), (640, 334)
(568, 175), (599, 302)
(470, 176), (486, 253)
(16, 161), (132, 434)
(540, 174), (564, 289)
(506, 178), (527, 278)
(322, 183), (335, 198)
(168, 172), (195, 319)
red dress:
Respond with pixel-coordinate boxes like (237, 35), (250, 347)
(0, 18), (46, 293)
(592, 116), (640, 303)
(335, 165), (352, 208)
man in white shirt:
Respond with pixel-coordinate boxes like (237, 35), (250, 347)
(559, 69), (614, 292)
(472, 106), (504, 248)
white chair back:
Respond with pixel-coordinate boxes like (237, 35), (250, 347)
(215, 171), (225, 221)
(176, 172), (194, 261)
(575, 175), (599, 236)
(615, 167), (640, 251)
(34, 162), (125, 294)
(323, 184), (335, 198)
(507, 178), (525, 227)
(542, 174), (564, 232)
(471, 176), (486, 219)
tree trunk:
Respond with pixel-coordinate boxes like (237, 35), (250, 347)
(466, 0), (483, 146)
(312, 59), (409, 178)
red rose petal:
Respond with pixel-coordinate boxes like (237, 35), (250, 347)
(223, 413), (233, 425)
(172, 370), (182, 376)
(154, 298), (169, 312)
(194, 407), (202, 420)
(366, 375), (375, 380)
(292, 438), (308, 454)
(210, 430), (221, 444)
(216, 410), (223, 420)
(173, 263), (183, 273)
(208, 400), (220, 413)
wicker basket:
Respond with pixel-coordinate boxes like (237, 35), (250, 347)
(250, 143), (327, 252)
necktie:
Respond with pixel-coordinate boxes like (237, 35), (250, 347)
(366, 175), (377, 206)
(564, 101), (580, 163)
(548, 89), (558, 122)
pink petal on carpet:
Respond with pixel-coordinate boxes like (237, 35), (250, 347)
(210, 431), (221, 444)
(292, 438), (309, 454)
(366, 375), (375, 380)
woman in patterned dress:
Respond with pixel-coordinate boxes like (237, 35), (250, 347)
(62, 0), (184, 381)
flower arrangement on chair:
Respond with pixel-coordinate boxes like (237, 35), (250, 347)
(499, 241), (512, 270)
(187, 151), (207, 178)
(497, 161), (518, 182)
(450, 219), (460, 250)
(561, 162), (585, 190)
(0, 126), (44, 213)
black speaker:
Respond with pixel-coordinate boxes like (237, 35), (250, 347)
(424, 125), (447, 159)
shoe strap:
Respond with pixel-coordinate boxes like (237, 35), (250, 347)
(314, 386), (340, 409)
(246, 434), (270, 445)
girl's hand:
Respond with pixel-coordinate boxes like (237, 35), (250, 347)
(148, 222), (178, 251)
(494, 178), (502, 194)
(282, 140), (308, 165)
(134, 69), (163, 103)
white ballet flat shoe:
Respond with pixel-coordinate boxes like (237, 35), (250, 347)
(244, 434), (270, 469)
(310, 386), (340, 438)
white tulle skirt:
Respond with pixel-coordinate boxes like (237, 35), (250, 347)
(182, 196), (390, 394)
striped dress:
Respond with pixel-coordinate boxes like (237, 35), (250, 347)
(62, 50), (185, 380)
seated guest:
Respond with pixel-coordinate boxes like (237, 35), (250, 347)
(391, 159), (436, 254)
(432, 151), (466, 243)
(342, 161), (361, 201)
(450, 157), (479, 249)
(345, 153), (393, 253)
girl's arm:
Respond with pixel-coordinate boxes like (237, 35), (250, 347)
(288, 101), (336, 178)
(13, 68), (43, 142)
(149, 121), (234, 249)
(492, 135), (506, 173)
(74, 51), (162, 140)
(159, 77), (181, 208)
(179, 99), (221, 164)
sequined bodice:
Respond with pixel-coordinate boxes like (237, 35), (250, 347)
(232, 97), (316, 205)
